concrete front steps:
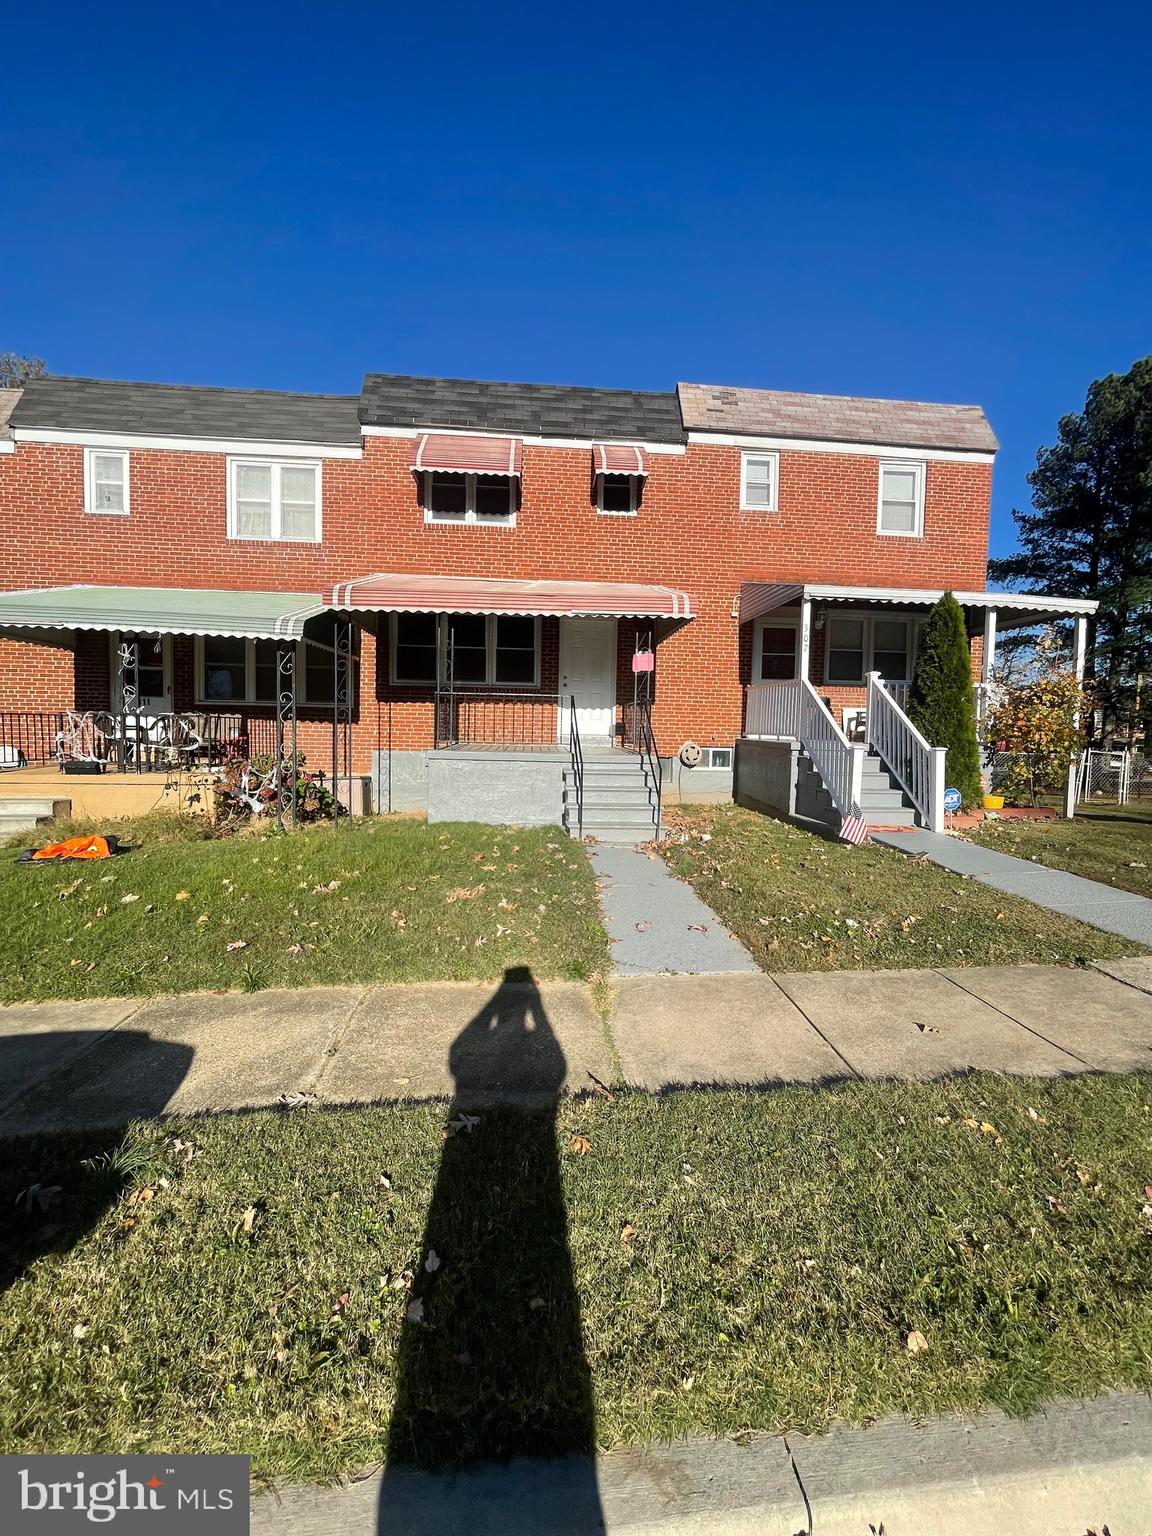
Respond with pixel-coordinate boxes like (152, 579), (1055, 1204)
(797, 750), (918, 831)
(564, 755), (659, 845)
(0, 795), (72, 837)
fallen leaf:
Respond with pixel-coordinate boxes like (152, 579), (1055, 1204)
(915, 1021), (941, 1034)
(226, 939), (248, 952)
(277, 1092), (317, 1109)
(570, 1134), (593, 1155)
(446, 1113), (480, 1136)
(620, 1224), (637, 1244)
(634, 919), (651, 933)
(424, 1249), (441, 1273)
(905, 1329), (930, 1355)
(120, 893), (140, 905)
(72, 1323), (89, 1340)
(445, 884), (486, 903)
(175, 890), (191, 901)
(15, 1183), (61, 1213)
(127, 1186), (156, 1207)
(528, 1296), (546, 1310)
(405, 1297), (424, 1324)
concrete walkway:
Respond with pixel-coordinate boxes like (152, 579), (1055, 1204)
(589, 844), (758, 975)
(4, 957), (1152, 1132)
(253, 1390), (1152, 1534)
(874, 827), (1152, 945)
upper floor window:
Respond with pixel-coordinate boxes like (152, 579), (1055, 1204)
(228, 458), (320, 542)
(85, 448), (129, 515)
(597, 473), (639, 516)
(740, 451), (779, 512)
(877, 460), (925, 536)
(424, 471), (516, 526)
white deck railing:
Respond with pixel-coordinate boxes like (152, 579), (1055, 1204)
(866, 672), (945, 832)
(798, 678), (864, 817)
(744, 680), (800, 739)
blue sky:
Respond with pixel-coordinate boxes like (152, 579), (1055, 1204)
(2, 1), (1148, 560)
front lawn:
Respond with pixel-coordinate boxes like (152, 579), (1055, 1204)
(659, 805), (1143, 970)
(0, 815), (607, 1001)
(967, 801), (1152, 900)
(2, 1073), (1151, 1478)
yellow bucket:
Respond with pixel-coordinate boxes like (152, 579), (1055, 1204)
(983, 794), (1005, 811)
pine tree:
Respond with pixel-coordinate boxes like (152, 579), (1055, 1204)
(907, 592), (984, 807)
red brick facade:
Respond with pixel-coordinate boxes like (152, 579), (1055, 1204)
(0, 431), (992, 764)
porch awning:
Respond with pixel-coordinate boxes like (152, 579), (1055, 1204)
(738, 581), (1097, 631)
(326, 572), (695, 620)
(592, 443), (649, 475)
(0, 584), (326, 640)
(412, 433), (523, 476)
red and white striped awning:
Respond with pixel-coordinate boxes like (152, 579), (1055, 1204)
(412, 433), (523, 476)
(325, 572), (694, 620)
(592, 443), (649, 475)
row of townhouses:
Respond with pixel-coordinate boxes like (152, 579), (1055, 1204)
(0, 371), (1094, 840)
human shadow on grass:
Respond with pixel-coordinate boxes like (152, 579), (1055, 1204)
(0, 1030), (193, 1296)
(377, 966), (604, 1535)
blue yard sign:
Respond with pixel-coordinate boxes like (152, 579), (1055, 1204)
(942, 787), (963, 814)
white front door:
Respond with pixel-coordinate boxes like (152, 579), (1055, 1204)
(559, 618), (617, 743)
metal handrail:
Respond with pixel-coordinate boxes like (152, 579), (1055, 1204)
(635, 696), (663, 840)
(568, 692), (584, 839)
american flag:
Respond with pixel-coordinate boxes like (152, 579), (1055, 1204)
(839, 810), (870, 846)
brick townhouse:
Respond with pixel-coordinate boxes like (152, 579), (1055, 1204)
(0, 372), (1094, 839)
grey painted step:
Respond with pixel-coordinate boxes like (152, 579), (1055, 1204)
(0, 814), (46, 834)
(863, 806), (918, 827)
(583, 808), (659, 828)
(859, 789), (912, 810)
(0, 797), (71, 817)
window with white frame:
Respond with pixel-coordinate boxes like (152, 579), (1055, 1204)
(754, 621), (799, 681)
(197, 617), (356, 704)
(424, 471), (516, 526)
(597, 473), (638, 515)
(825, 614), (917, 684)
(390, 613), (540, 686)
(227, 459), (320, 542)
(740, 451), (779, 512)
(85, 448), (129, 514)
(877, 460), (925, 536)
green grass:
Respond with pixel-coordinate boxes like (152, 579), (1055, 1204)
(2, 1074), (1151, 1478)
(967, 801), (1152, 900)
(0, 816), (608, 1000)
(659, 805), (1144, 971)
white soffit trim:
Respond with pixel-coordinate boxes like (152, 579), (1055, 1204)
(686, 430), (995, 464)
(361, 424), (685, 455)
(13, 427), (363, 459)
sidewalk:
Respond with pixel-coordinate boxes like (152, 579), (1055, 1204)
(253, 1390), (1152, 1535)
(3, 956), (1152, 1133)
(873, 827), (1152, 946)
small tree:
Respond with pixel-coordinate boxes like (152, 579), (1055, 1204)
(985, 669), (1087, 806)
(906, 592), (983, 807)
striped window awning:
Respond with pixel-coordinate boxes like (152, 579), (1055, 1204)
(412, 433), (523, 476)
(592, 443), (649, 476)
(326, 572), (694, 620)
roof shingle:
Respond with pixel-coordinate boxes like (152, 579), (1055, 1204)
(678, 382), (998, 452)
(359, 373), (684, 443)
(10, 376), (362, 445)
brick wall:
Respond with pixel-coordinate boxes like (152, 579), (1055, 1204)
(0, 433), (992, 758)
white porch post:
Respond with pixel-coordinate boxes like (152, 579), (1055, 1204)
(981, 607), (997, 714)
(1063, 613), (1088, 819)
(799, 597), (812, 686)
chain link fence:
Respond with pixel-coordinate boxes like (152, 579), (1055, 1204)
(982, 747), (1152, 805)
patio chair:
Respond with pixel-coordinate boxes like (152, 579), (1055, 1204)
(842, 706), (867, 743)
(55, 710), (113, 772)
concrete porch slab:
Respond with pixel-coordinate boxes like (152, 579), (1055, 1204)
(612, 972), (847, 1089)
(318, 981), (612, 1108)
(0, 988), (360, 1133)
(772, 967), (1083, 1080)
(940, 964), (1152, 1071)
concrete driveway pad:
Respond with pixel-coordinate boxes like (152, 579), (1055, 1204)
(942, 964), (1152, 1071)
(613, 973), (848, 1089)
(773, 967), (1083, 1080)
(319, 981), (612, 1107)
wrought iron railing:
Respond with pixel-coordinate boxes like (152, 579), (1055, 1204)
(567, 692), (584, 839)
(433, 689), (565, 749)
(632, 696), (662, 840)
(865, 672), (945, 831)
(0, 709), (281, 773)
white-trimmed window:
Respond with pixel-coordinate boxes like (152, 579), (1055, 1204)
(197, 617), (355, 704)
(740, 451), (779, 512)
(390, 613), (540, 686)
(423, 471), (516, 526)
(85, 448), (129, 514)
(825, 614), (918, 684)
(597, 473), (638, 516)
(227, 458), (321, 542)
(753, 619), (799, 681)
(877, 460), (925, 536)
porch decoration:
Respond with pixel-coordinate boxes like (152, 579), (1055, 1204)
(907, 593), (983, 808)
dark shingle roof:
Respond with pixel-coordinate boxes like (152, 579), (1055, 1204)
(359, 373), (685, 443)
(678, 382), (998, 452)
(10, 376), (362, 445)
